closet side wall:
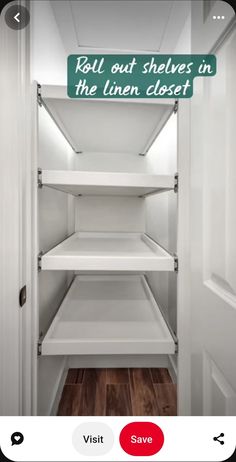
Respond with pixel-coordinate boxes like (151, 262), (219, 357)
(37, 107), (74, 416)
(145, 115), (177, 330)
(31, 0), (74, 415)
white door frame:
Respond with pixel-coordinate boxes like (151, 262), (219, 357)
(177, 98), (192, 416)
(0, 0), (31, 416)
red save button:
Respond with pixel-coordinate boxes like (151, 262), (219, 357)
(119, 422), (164, 456)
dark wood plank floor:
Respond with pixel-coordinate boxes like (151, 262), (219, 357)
(58, 368), (177, 416)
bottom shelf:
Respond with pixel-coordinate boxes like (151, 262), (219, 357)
(41, 275), (175, 356)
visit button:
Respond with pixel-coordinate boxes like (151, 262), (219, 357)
(119, 422), (164, 456)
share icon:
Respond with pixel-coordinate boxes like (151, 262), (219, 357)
(213, 433), (224, 445)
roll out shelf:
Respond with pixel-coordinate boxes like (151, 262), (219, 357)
(41, 232), (175, 272)
(41, 275), (176, 356)
(39, 85), (174, 155)
(40, 169), (175, 197)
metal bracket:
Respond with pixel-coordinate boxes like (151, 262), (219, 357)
(37, 332), (43, 356)
(175, 340), (178, 353)
(37, 341), (42, 356)
(38, 168), (42, 188)
(37, 84), (42, 107)
(38, 251), (43, 272)
(174, 173), (178, 193)
(173, 100), (178, 114)
(174, 254), (179, 273)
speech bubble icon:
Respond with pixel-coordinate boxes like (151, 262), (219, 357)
(11, 432), (24, 446)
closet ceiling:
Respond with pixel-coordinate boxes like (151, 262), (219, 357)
(50, 0), (190, 54)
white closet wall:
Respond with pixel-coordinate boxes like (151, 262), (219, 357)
(74, 152), (148, 234)
(74, 152), (149, 173)
(75, 197), (145, 233)
(31, 0), (67, 85)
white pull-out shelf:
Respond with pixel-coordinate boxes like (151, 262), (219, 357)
(39, 85), (174, 154)
(40, 170), (175, 197)
(41, 232), (175, 272)
(41, 275), (175, 356)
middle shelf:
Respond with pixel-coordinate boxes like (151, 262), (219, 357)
(41, 232), (175, 272)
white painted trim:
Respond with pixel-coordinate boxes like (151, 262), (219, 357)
(18, 0), (32, 416)
(68, 355), (169, 369)
(168, 355), (177, 384)
(30, 81), (40, 416)
(176, 98), (191, 416)
(50, 359), (68, 416)
(21, 21), (34, 415)
(0, 0), (31, 416)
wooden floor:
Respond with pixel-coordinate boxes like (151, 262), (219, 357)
(58, 368), (177, 416)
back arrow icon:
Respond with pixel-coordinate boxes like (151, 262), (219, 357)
(14, 12), (20, 23)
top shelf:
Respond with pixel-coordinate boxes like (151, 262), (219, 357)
(39, 85), (175, 155)
(40, 170), (176, 197)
